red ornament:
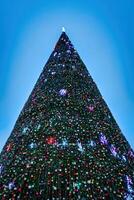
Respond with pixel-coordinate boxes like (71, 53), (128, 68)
(46, 136), (57, 145)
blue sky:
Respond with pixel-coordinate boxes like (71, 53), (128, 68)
(0, 0), (134, 152)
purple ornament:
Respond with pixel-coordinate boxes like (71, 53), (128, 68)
(88, 105), (94, 112)
(128, 150), (134, 158)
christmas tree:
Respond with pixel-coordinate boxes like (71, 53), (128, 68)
(0, 29), (134, 200)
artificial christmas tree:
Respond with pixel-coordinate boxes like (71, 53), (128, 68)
(0, 30), (134, 200)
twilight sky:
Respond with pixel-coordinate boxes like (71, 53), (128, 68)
(0, 0), (134, 151)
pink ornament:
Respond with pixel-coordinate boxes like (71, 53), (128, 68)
(6, 143), (12, 152)
(88, 105), (94, 112)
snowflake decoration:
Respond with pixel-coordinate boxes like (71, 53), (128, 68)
(110, 144), (117, 157)
(29, 142), (37, 149)
(77, 141), (84, 152)
(100, 133), (108, 145)
(88, 140), (96, 147)
(59, 89), (67, 96)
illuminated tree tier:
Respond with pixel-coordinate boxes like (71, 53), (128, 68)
(0, 30), (134, 200)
